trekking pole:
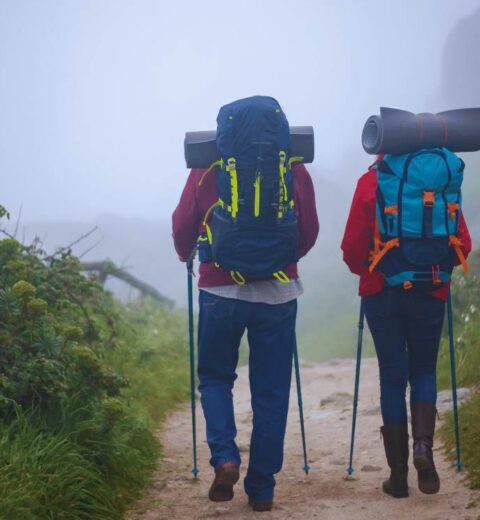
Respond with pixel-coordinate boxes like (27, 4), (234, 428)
(447, 288), (463, 472)
(293, 337), (310, 474)
(187, 249), (199, 479)
(346, 298), (365, 476)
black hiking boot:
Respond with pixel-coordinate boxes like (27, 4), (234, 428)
(411, 401), (440, 494)
(381, 423), (409, 498)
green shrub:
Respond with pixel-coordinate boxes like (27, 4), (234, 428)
(0, 239), (127, 415)
(438, 250), (480, 489)
(0, 235), (189, 518)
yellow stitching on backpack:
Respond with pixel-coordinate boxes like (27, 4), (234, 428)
(226, 158), (239, 218)
(254, 172), (261, 217)
(278, 151), (287, 218)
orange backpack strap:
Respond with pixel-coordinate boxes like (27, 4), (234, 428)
(369, 218), (400, 272)
(449, 235), (470, 273)
(369, 238), (400, 273)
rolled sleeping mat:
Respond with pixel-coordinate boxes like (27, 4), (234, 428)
(362, 107), (480, 155)
(184, 126), (314, 168)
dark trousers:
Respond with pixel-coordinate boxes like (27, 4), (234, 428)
(197, 290), (297, 501)
(364, 288), (445, 425)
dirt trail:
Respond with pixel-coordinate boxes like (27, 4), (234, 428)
(127, 358), (480, 520)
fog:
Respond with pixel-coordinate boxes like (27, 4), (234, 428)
(1, 0), (479, 221)
(1, 1), (479, 359)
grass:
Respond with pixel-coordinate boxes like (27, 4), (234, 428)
(440, 392), (480, 489)
(0, 402), (158, 520)
(437, 250), (480, 489)
(0, 295), (190, 519)
(107, 299), (190, 425)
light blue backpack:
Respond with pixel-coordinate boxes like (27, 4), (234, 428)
(369, 148), (469, 288)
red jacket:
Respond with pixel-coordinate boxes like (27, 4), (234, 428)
(172, 163), (319, 287)
(341, 168), (472, 301)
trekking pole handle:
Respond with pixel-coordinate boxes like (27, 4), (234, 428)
(186, 247), (197, 274)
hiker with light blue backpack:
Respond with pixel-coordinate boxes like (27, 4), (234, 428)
(342, 107), (479, 499)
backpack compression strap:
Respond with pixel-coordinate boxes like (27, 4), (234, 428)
(198, 158), (239, 219)
(368, 218), (399, 273)
(449, 235), (470, 273)
(289, 156), (304, 167)
(278, 151), (288, 219)
(277, 151), (297, 219)
(198, 159), (223, 186)
(368, 221), (470, 275)
(201, 201), (219, 245)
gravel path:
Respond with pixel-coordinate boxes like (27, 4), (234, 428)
(127, 358), (480, 520)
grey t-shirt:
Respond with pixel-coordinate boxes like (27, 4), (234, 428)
(201, 278), (303, 305)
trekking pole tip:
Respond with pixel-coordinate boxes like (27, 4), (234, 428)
(192, 467), (200, 479)
(455, 460), (463, 472)
(303, 464), (310, 475)
(346, 466), (354, 475)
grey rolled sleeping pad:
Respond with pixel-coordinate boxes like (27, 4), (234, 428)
(362, 107), (480, 155)
(184, 126), (314, 168)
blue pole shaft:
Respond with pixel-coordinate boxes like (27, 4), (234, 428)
(347, 298), (365, 475)
(447, 288), (463, 472)
(187, 262), (199, 478)
(293, 337), (310, 474)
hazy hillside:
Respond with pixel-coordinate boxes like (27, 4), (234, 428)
(442, 6), (480, 108)
(442, 6), (480, 237)
(10, 215), (185, 303)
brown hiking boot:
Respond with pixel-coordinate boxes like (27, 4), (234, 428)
(381, 424), (409, 498)
(208, 463), (240, 502)
(411, 401), (440, 494)
(248, 497), (273, 512)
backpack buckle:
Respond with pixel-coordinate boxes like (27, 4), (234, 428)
(447, 202), (459, 221)
(423, 191), (435, 207)
(226, 157), (236, 171)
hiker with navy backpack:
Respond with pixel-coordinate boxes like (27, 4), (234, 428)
(172, 96), (318, 511)
(342, 113), (474, 498)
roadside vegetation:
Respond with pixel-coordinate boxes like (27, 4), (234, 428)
(437, 250), (480, 489)
(0, 216), (189, 519)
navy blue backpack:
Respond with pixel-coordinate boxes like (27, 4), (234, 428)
(197, 96), (300, 284)
(369, 147), (469, 288)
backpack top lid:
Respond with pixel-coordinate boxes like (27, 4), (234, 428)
(216, 96), (290, 160)
(380, 147), (464, 184)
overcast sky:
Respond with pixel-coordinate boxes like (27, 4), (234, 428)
(0, 0), (478, 222)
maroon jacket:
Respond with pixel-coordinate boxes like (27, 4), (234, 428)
(172, 163), (319, 287)
(341, 167), (472, 301)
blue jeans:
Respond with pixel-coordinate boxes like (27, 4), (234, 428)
(364, 288), (445, 426)
(197, 290), (297, 501)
